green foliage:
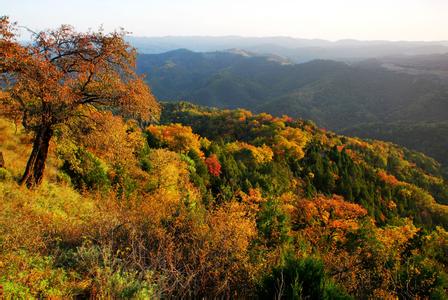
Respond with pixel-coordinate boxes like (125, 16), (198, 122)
(398, 256), (448, 298)
(60, 147), (110, 191)
(257, 199), (291, 247)
(0, 167), (12, 181)
(110, 164), (138, 199)
(343, 121), (448, 173)
(71, 243), (158, 299)
(0, 251), (77, 299)
(259, 255), (351, 299)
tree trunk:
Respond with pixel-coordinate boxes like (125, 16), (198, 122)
(19, 125), (53, 188)
(0, 151), (4, 168)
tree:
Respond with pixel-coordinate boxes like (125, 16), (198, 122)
(205, 154), (221, 177)
(0, 17), (160, 187)
(146, 124), (202, 154)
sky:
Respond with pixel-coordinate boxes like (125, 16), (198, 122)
(2, 0), (448, 41)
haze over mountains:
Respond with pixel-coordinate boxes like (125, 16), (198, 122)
(136, 47), (448, 171)
(129, 36), (448, 62)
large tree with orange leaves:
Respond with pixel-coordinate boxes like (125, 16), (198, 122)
(0, 17), (160, 187)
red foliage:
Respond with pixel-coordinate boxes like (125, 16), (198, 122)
(336, 145), (345, 152)
(205, 154), (221, 177)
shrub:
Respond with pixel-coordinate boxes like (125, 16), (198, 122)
(0, 167), (12, 181)
(0, 251), (79, 299)
(259, 256), (351, 299)
(60, 148), (110, 191)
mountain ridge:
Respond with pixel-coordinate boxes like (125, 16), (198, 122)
(137, 49), (448, 170)
(128, 36), (448, 62)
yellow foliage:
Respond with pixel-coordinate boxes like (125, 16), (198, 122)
(146, 123), (203, 155)
(60, 111), (145, 170)
(147, 149), (189, 192)
(273, 127), (310, 159)
(226, 141), (274, 164)
(376, 221), (418, 252)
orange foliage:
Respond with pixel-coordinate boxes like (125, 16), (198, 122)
(239, 188), (266, 214)
(234, 109), (253, 122)
(0, 17), (160, 186)
(1, 18), (159, 127)
(298, 195), (367, 222)
(295, 195), (368, 243)
(336, 145), (345, 152)
(377, 170), (400, 186)
(125, 197), (257, 297)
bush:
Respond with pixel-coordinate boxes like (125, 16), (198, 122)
(0, 250), (79, 299)
(259, 256), (351, 299)
(60, 148), (110, 191)
(257, 199), (291, 247)
(0, 167), (12, 181)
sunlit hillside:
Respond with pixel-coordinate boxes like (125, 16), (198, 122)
(1, 102), (448, 298)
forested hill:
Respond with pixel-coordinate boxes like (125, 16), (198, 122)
(137, 49), (448, 169)
(1, 102), (448, 297)
(162, 101), (448, 209)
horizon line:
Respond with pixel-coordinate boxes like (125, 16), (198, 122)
(126, 35), (448, 44)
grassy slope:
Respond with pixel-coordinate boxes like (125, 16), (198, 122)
(0, 119), (156, 298)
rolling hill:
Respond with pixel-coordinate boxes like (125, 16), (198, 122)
(137, 49), (448, 170)
(128, 36), (448, 63)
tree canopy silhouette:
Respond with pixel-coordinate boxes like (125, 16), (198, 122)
(0, 17), (160, 187)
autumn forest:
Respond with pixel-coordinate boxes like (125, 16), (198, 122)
(1, 16), (448, 299)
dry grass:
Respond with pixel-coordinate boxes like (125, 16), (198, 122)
(0, 118), (60, 182)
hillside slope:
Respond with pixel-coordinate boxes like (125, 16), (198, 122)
(1, 104), (448, 298)
(138, 50), (448, 168)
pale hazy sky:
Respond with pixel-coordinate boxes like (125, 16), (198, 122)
(2, 0), (447, 41)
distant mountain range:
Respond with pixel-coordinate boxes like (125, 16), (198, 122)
(137, 49), (448, 171)
(129, 36), (448, 62)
